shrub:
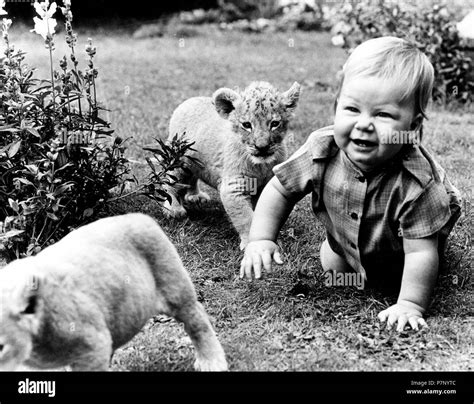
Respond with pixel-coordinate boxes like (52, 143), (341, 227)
(0, 1), (135, 260)
(217, 0), (280, 22)
(331, 1), (473, 103)
(141, 135), (202, 205)
(0, 2), (200, 261)
(275, 0), (325, 32)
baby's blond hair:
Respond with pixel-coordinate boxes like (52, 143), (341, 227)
(336, 36), (434, 119)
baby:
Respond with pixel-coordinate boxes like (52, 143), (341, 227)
(240, 37), (462, 332)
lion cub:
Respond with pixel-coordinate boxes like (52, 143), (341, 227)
(0, 213), (227, 371)
(164, 81), (300, 249)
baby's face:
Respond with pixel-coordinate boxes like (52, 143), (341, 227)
(334, 75), (419, 172)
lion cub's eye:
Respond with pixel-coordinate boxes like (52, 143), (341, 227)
(270, 120), (281, 130)
(241, 122), (252, 131)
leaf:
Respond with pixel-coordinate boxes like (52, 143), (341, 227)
(145, 157), (156, 173)
(8, 198), (19, 213)
(53, 182), (74, 196)
(7, 140), (22, 158)
(155, 189), (172, 204)
(0, 124), (20, 132)
(25, 164), (39, 175)
(14, 178), (34, 187)
(82, 208), (94, 218)
(46, 212), (60, 221)
(142, 146), (161, 153)
(25, 127), (41, 138)
(0, 127), (21, 133)
(0, 229), (25, 240)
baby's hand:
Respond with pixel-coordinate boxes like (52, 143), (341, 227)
(240, 240), (283, 280)
(377, 300), (428, 332)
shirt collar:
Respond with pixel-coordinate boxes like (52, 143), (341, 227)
(308, 125), (339, 160)
(401, 145), (437, 187)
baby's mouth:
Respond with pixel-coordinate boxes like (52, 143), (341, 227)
(351, 139), (377, 148)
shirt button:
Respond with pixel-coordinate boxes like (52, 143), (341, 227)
(357, 176), (365, 183)
(350, 212), (358, 220)
(350, 242), (357, 249)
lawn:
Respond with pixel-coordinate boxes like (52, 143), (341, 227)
(9, 23), (473, 371)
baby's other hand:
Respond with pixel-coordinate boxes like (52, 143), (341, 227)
(377, 300), (428, 332)
(240, 240), (283, 280)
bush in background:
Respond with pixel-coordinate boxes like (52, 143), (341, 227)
(174, 0), (327, 33)
(0, 0), (196, 261)
(331, 0), (473, 103)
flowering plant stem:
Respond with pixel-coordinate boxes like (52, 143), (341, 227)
(48, 43), (55, 113)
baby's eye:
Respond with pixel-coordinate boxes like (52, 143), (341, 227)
(345, 106), (359, 113)
(270, 120), (281, 130)
(241, 122), (252, 130)
(377, 112), (393, 118)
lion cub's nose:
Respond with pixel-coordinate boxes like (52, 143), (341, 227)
(255, 145), (270, 155)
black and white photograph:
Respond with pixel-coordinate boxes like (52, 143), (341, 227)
(0, 0), (472, 401)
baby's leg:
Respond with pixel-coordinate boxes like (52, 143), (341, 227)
(320, 238), (351, 273)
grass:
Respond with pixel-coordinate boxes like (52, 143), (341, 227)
(9, 23), (473, 372)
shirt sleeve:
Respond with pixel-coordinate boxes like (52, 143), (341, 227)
(399, 178), (452, 239)
(272, 139), (315, 200)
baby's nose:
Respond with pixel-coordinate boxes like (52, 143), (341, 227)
(355, 115), (374, 132)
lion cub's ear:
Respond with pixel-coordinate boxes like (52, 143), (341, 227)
(212, 88), (241, 119)
(281, 82), (301, 111)
(13, 271), (45, 318)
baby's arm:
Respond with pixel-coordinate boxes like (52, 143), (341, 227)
(378, 234), (439, 331)
(240, 176), (297, 280)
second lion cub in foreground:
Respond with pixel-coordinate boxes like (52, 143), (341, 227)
(0, 214), (227, 371)
(165, 81), (300, 249)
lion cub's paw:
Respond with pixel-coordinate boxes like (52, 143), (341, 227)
(184, 191), (211, 208)
(194, 356), (228, 372)
(163, 200), (188, 219)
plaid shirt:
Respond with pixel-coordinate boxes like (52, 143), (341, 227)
(273, 125), (461, 280)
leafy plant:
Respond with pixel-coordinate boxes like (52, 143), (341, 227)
(0, 0), (131, 260)
(331, 0), (473, 103)
(141, 134), (202, 204)
(0, 1), (212, 261)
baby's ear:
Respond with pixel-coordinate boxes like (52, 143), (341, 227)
(410, 113), (423, 132)
(281, 82), (301, 111)
(212, 88), (241, 119)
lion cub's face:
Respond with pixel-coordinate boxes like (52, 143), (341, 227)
(0, 264), (43, 370)
(213, 81), (300, 164)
